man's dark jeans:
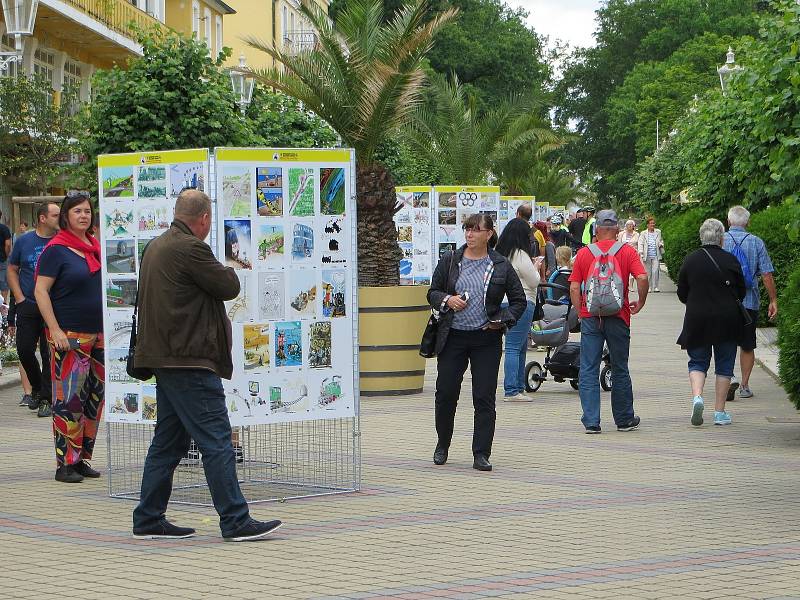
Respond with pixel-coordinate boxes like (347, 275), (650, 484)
(434, 328), (503, 458)
(15, 300), (50, 401)
(133, 368), (250, 536)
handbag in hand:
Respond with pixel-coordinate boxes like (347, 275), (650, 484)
(127, 242), (154, 381)
(419, 313), (439, 358)
(702, 248), (753, 327)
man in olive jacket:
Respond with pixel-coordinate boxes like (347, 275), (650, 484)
(132, 190), (282, 542)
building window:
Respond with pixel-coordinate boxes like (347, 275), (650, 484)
(63, 61), (83, 114)
(192, 1), (200, 38)
(0, 34), (16, 78)
(33, 47), (56, 104)
(282, 6), (288, 44)
(204, 8), (211, 45)
(215, 16), (223, 57)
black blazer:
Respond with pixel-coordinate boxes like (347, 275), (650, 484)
(427, 245), (527, 355)
(676, 245), (746, 349)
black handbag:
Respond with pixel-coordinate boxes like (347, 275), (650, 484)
(702, 248), (753, 327)
(126, 243), (154, 381)
(419, 313), (438, 358)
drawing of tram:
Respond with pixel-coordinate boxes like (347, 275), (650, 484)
(292, 223), (314, 259)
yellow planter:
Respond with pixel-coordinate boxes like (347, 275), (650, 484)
(358, 286), (430, 396)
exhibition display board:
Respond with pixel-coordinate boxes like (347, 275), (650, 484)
(433, 185), (500, 260)
(214, 148), (358, 425)
(99, 149), (210, 425)
(393, 186), (434, 285)
(499, 196), (535, 233)
(98, 147), (360, 505)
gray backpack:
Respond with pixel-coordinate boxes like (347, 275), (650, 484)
(584, 241), (625, 316)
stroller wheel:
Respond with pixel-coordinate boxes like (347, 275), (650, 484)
(525, 361), (544, 393)
(600, 365), (613, 391)
(569, 379), (579, 390)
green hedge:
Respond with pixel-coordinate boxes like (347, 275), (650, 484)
(658, 207), (716, 281)
(747, 204), (800, 324)
(778, 262), (800, 408)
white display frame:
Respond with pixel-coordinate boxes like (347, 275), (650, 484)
(393, 185), (434, 285)
(432, 185), (501, 264)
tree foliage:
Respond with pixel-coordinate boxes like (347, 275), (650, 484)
(83, 28), (254, 158)
(425, 0), (549, 111)
(556, 0), (760, 206)
(631, 0), (800, 218)
(404, 73), (562, 185)
(245, 85), (338, 148)
(0, 76), (81, 194)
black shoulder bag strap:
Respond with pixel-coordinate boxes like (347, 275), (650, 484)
(126, 241), (154, 380)
(701, 248), (753, 327)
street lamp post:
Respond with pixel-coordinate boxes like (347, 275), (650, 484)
(229, 55), (255, 115)
(717, 47), (743, 96)
(0, 0), (39, 75)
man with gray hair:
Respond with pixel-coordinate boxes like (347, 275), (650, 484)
(132, 189), (283, 542)
(723, 205), (777, 399)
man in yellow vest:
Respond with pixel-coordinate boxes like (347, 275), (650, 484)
(581, 207), (596, 245)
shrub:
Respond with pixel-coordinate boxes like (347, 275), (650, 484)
(0, 347), (18, 363)
(747, 204), (800, 324)
(658, 207), (716, 281)
(777, 262), (800, 408)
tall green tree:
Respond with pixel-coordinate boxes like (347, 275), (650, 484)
(519, 161), (586, 208)
(404, 73), (562, 185)
(555, 0), (760, 206)
(0, 76), (81, 195)
(246, 0), (456, 286)
(83, 29), (253, 159)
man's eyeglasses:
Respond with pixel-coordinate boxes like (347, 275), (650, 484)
(462, 225), (491, 233)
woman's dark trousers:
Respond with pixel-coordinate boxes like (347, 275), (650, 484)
(434, 328), (503, 458)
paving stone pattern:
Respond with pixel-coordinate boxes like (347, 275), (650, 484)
(1, 276), (799, 599)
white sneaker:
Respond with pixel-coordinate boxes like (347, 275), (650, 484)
(503, 393), (533, 402)
(691, 396), (704, 426)
(654, 287), (660, 292)
(739, 386), (753, 398)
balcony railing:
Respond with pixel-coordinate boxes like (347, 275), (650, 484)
(283, 31), (318, 55)
(58, 0), (162, 40)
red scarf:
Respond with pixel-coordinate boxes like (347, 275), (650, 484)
(35, 230), (102, 278)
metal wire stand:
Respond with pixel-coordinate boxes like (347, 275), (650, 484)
(107, 418), (361, 505)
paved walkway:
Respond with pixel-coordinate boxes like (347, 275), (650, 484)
(2, 277), (800, 600)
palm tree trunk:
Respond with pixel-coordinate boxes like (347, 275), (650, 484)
(356, 162), (402, 286)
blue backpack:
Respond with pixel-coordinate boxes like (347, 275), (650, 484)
(728, 233), (755, 289)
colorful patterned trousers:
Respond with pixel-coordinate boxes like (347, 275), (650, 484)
(48, 330), (105, 467)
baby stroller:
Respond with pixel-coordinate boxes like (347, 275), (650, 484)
(524, 283), (612, 393)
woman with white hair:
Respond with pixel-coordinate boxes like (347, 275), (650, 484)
(617, 219), (639, 248)
(676, 218), (746, 427)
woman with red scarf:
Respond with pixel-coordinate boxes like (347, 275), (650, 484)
(34, 191), (105, 484)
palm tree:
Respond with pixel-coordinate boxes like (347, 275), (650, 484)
(245, 0), (456, 286)
(519, 160), (587, 207)
(403, 73), (564, 185)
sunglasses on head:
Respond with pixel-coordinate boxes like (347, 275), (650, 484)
(462, 224), (491, 233)
(66, 190), (91, 199)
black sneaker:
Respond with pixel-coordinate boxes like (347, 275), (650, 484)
(133, 519), (196, 539)
(55, 465), (84, 483)
(74, 460), (101, 478)
(585, 425), (602, 434)
(18, 394), (33, 407)
(37, 400), (52, 418)
(617, 416), (641, 432)
(28, 394), (41, 411)
(223, 518), (283, 542)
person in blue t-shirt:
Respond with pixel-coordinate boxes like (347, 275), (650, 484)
(723, 205), (777, 400)
(8, 202), (60, 417)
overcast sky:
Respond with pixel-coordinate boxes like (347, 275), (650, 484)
(506, 0), (603, 50)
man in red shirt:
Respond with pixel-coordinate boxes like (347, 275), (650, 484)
(568, 209), (649, 433)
